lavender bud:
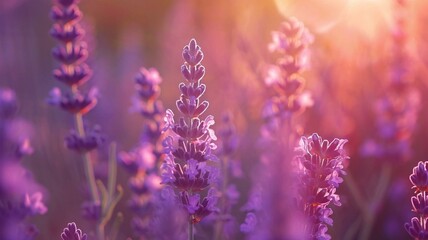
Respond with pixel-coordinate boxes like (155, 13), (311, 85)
(60, 222), (87, 240)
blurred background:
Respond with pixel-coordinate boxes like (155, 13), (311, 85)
(1, 0), (428, 239)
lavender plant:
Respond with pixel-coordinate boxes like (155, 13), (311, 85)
(161, 39), (219, 239)
(0, 88), (47, 240)
(363, 0), (420, 162)
(405, 161), (428, 239)
(295, 133), (348, 240)
(48, 0), (122, 238)
(241, 17), (313, 239)
(118, 67), (164, 238)
(352, 0), (420, 238)
(263, 17), (313, 126)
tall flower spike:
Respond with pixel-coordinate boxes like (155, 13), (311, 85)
(242, 17), (313, 239)
(406, 161), (428, 239)
(162, 39), (219, 238)
(49, 1), (123, 239)
(49, 0), (102, 152)
(296, 133), (348, 240)
(362, 0), (420, 162)
(118, 67), (165, 238)
(263, 17), (313, 127)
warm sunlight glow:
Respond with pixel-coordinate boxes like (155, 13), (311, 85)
(275, 0), (393, 37)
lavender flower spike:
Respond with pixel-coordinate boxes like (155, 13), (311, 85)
(60, 222), (87, 240)
(296, 133), (348, 239)
(118, 67), (165, 238)
(161, 39), (219, 238)
(405, 161), (428, 239)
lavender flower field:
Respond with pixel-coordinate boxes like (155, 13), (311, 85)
(2, 0), (428, 239)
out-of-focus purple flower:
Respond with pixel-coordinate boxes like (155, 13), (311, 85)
(118, 65), (166, 238)
(60, 222), (87, 240)
(47, 88), (98, 115)
(161, 39), (219, 231)
(0, 88), (34, 160)
(130, 67), (164, 119)
(0, 88), (47, 240)
(24, 192), (47, 216)
(362, 0), (420, 162)
(295, 133), (348, 239)
(0, 88), (17, 119)
(65, 125), (105, 152)
(81, 201), (101, 221)
(262, 17), (313, 132)
(406, 161), (428, 239)
(240, 212), (257, 233)
(243, 17), (313, 239)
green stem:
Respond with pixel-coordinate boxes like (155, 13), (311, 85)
(107, 143), (117, 199)
(359, 165), (391, 240)
(344, 216), (362, 240)
(189, 220), (194, 240)
(345, 173), (370, 220)
(110, 212), (123, 240)
(75, 113), (100, 203)
(97, 223), (105, 240)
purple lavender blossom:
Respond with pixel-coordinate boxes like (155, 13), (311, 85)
(405, 161), (428, 239)
(65, 125), (105, 152)
(0, 88), (17, 119)
(49, 1), (123, 239)
(361, 0), (420, 162)
(0, 88), (47, 240)
(60, 222), (87, 240)
(262, 17), (313, 127)
(118, 67), (165, 238)
(295, 133), (348, 240)
(161, 39), (219, 235)
(242, 17), (314, 239)
(49, 0), (102, 152)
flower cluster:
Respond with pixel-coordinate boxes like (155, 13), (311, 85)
(0, 88), (47, 240)
(241, 17), (314, 239)
(48, 0), (103, 152)
(295, 133), (348, 240)
(161, 39), (219, 227)
(363, 0), (420, 161)
(405, 161), (428, 239)
(60, 222), (87, 240)
(118, 67), (164, 237)
(263, 17), (313, 126)
(48, 2), (123, 239)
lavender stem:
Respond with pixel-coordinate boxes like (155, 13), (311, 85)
(188, 220), (194, 240)
(75, 113), (100, 203)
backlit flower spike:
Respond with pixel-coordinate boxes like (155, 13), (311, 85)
(60, 222), (87, 240)
(162, 39), (219, 239)
(406, 161), (428, 239)
(362, 0), (420, 162)
(263, 17), (313, 126)
(296, 133), (348, 239)
(242, 17), (313, 239)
